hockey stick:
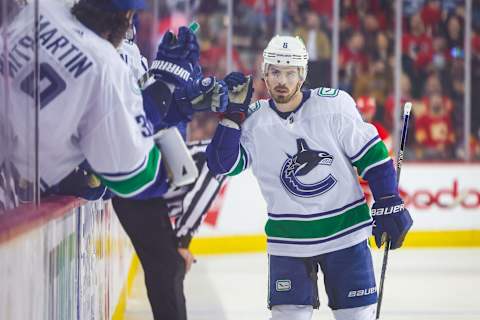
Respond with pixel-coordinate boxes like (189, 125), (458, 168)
(376, 102), (412, 319)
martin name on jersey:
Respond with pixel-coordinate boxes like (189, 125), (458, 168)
(1, 0), (164, 198)
(229, 88), (390, 257)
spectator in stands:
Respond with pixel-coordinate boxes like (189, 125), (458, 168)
(353, 59), (392, 117)
(340, 0), (362, 31)
(354, 47), (393, 112)
(362, 13), (381, 50)
(283, 0), (307, 32)
(444, 14), (464, 51)
(442, 0), (466, 15)
(384, 74), (413, 131)
(403, 0), (427, 18)
(240, 0), (276, 36)
(402, 13), (434, 97)
(447, 54), (464, 106)
(295, 10), (331, 87)
(200, 29), (249, 78)
(421, 0), (442, 34)
(339, 31), (368, 92)
(196, 0), (223, 15)
(429, 36), (449, 74)
(415, 93), (456, 159)
(308, 0), (333, 25)
(423, 72), (444, 96)
(371, 31), (393, 66)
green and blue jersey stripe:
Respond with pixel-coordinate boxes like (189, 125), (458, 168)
(351, 137), (390, 178)
(99, 146), (164, 198)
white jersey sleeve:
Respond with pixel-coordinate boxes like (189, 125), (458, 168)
(240, 101), (265, 168)
(84, 42), (165, 198)
(78, 61), (153, 176)
(332, 90), (390, 178)
(118, 40), (149, 84)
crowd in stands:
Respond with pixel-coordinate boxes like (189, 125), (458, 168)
(138, 0), (480, 161)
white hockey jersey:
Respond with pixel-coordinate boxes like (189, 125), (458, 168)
(230, 88), (390, 257)
(2, 0), (159, 197)
(118, 39), (150, 87)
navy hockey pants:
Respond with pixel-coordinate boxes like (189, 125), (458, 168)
(268, 241), (377, 310)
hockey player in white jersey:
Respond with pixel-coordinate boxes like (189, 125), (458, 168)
(1, 0), (226, 202)
(206, 35), (413, 320)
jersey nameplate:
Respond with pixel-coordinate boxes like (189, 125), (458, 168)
(317, 87), (339, 97)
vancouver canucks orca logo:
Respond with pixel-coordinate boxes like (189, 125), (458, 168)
(280, 139), (337, 198)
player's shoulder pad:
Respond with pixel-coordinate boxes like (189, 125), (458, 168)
(315, 87), (340, 98)
(312, 87), (357, 115)
(245, 99), (269, 122)
(118, 39), (142, 59)
(242, 99), (268, 130)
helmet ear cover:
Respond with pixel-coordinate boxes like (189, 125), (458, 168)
(262, 35), (309, 80)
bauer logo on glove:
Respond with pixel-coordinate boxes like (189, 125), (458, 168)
(149, 26), (200, 86)
(372, 195), (413, 249)
(371, 203), (405, 216)
(150, 60), (191, 82)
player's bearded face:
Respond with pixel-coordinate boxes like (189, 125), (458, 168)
(265, 65), (303, 104)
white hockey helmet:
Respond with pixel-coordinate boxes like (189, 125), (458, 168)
(262, 35), (309, 80)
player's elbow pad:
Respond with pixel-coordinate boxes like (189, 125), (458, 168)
(363, 159), (398, 200)
(206, 125), (241, 175)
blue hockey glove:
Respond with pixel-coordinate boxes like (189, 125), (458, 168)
(159, 26), (199, 62)
(142, 74), (227, 132)
(174, 76), (228, 114)
(371, 195), (413, 250)
(222, 72), (254, 125)
(149, 26), (200, 86)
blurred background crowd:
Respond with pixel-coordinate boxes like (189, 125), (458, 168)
(135, 0), (480, 161)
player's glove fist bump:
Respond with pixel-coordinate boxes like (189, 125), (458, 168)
(371, 195), (413, 249)
(150, 26), (200, 86)
(174, 76), (228, 116)
(222, 72), (254, 125)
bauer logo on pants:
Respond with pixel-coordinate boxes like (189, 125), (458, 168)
(347, 286), (376, 298)
(276, 280), (292, 292)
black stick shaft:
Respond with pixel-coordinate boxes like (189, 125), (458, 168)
(376, 104), (411, 319)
